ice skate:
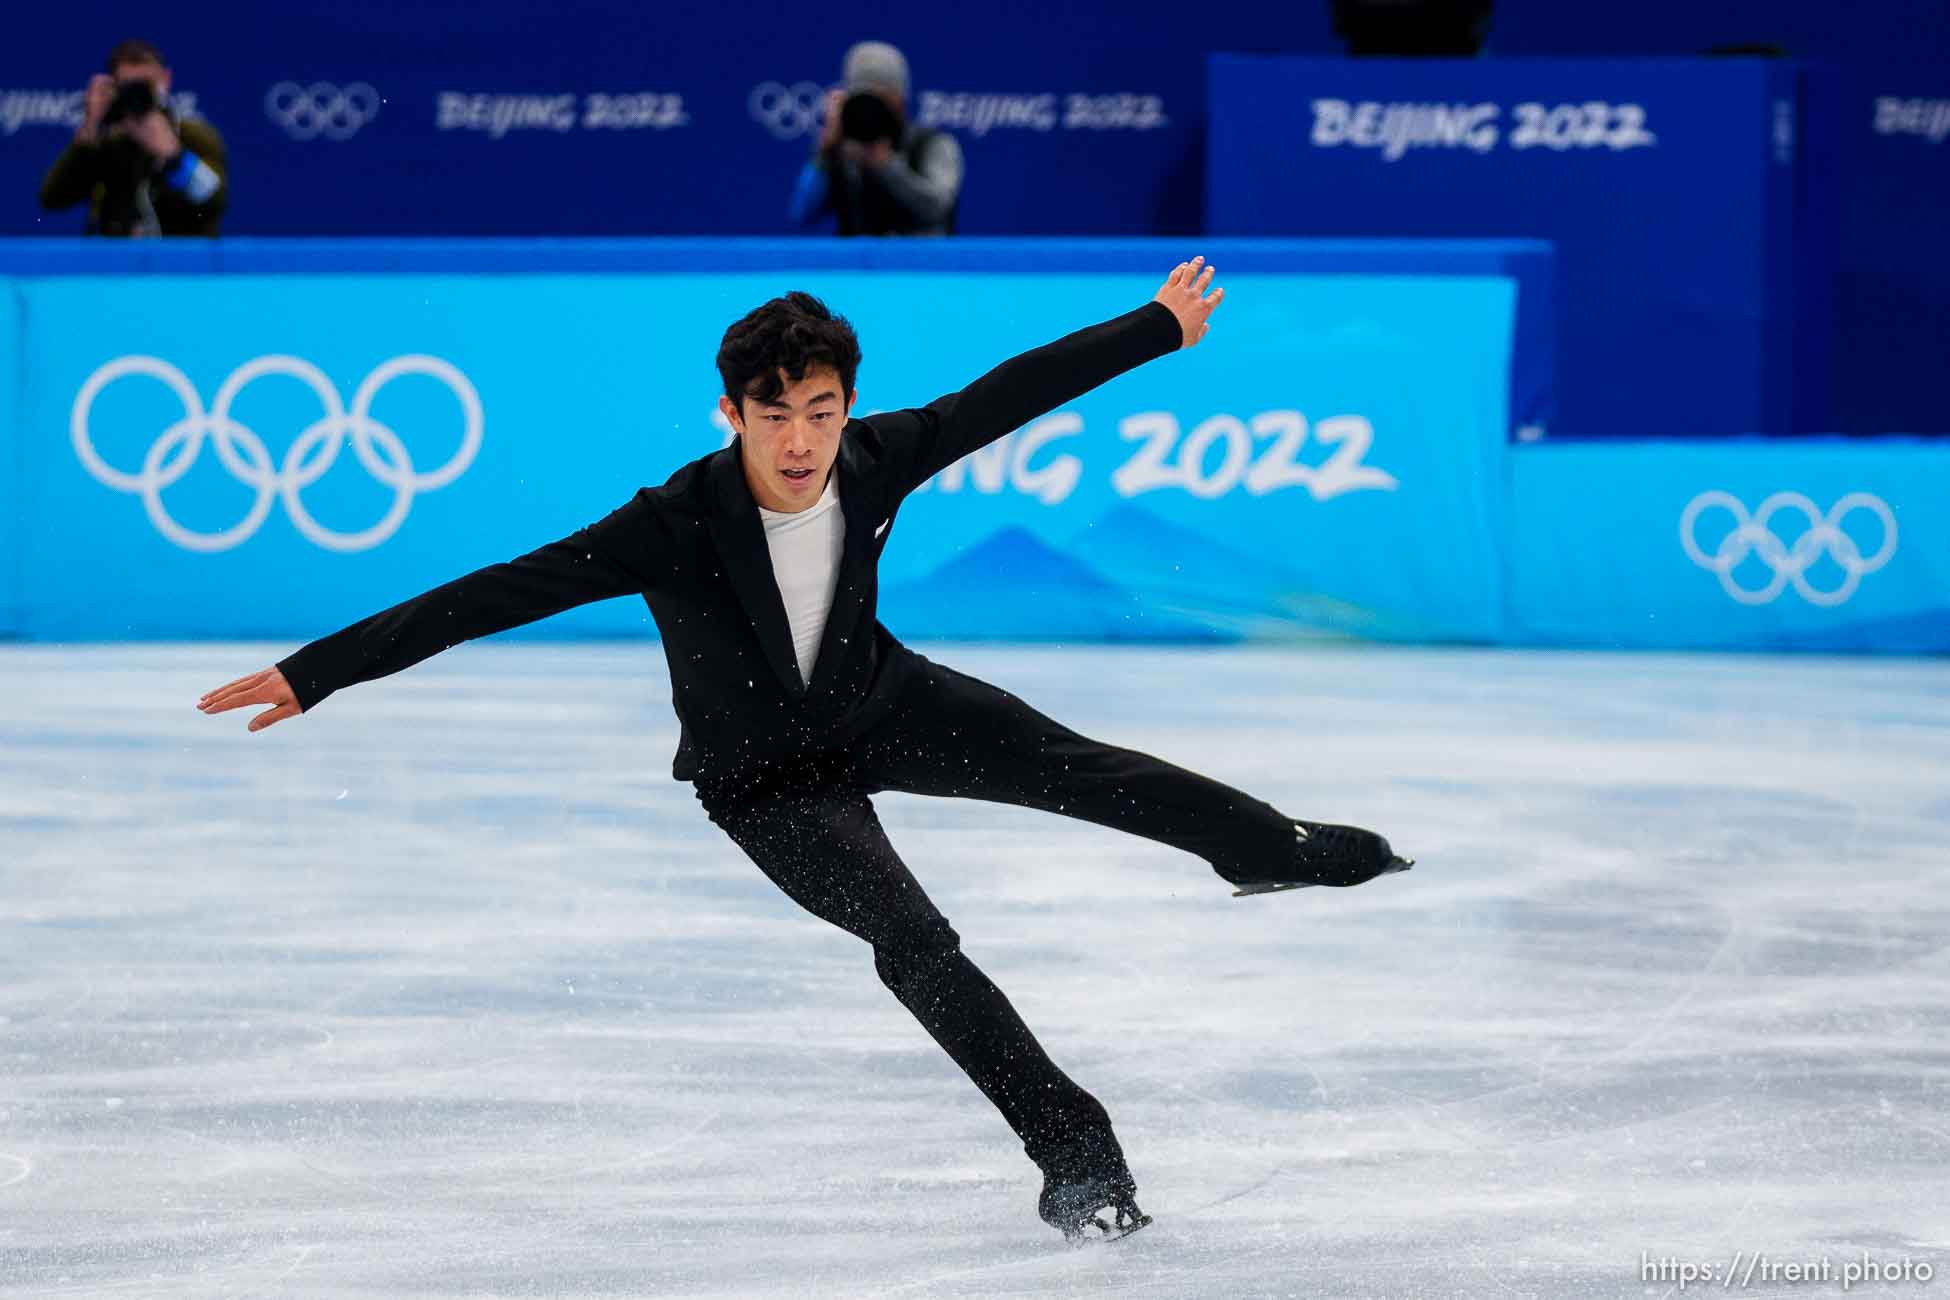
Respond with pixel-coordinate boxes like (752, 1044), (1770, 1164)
(1035, 1126), (1153, 1244)
(1224, 820), (1414, 896)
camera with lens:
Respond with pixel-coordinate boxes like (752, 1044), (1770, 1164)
(101, 78), (159, 128)
(838, 91), (901, 146)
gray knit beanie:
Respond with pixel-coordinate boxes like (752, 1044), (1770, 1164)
(842, 41), (910, 100)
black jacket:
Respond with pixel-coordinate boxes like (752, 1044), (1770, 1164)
(39, 108), (229, 237)
(276, 300), (1184, 781)
(831, 124), (961, 236)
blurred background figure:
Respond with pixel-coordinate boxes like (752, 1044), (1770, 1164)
(39, 39), (228, 237)
(789, 40), (962, 237)
(1331, 0), (1494, 54)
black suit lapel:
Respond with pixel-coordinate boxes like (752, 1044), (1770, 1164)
(805, 439), (877, 694)
(705, 447), (806, 697)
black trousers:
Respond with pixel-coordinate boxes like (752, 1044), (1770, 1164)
(693, 655), (1292, 1169)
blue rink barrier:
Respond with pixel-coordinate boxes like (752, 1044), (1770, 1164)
(0, 238), (1539, 646)
(1508, 440), (1950, 653)
(2, 238), (1943, 653)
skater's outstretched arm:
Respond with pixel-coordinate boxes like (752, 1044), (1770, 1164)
(866, 257), (1225, 494)
(197, 494), (662, 731)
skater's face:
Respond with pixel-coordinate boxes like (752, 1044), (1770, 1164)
(723, 364), (853, 513)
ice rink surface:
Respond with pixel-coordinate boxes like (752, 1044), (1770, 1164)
(3, 642), (1947, 1299)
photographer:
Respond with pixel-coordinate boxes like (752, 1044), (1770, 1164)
(788, 41), (962, 237)
(40, 40), (228, 237)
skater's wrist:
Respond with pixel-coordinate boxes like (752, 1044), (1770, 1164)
(1135, 300), (1187, 356)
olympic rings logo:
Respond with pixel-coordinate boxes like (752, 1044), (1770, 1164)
(72, 354), (483, 553)
(1679, 490), (1897, 607)
(265, 81), (380, 140)
(749, 80), (831, 140)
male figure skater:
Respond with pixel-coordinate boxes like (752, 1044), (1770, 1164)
(198, 258), (1412, 1241)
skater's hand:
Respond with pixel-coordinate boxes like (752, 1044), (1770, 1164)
(197, 667), (300, 732)
(1152, 255), (1224, 349)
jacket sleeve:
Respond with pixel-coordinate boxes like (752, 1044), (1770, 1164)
(275, 493), (661, 714)
(862, 300), (1184, 496)
(161, 120), (229, 219)
(788, 155), (832, 226)
(39, 140), (101, 211)
(870, 132), (962, 229)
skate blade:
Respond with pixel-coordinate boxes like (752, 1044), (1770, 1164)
(1064, 1210), (1154, 1245)
(1231, 879), (1317, 897)
(1231, 856), (1415, 897)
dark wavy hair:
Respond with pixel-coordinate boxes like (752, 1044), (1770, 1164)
(716, 292), (862, 413)
(106, 39), (166, 72)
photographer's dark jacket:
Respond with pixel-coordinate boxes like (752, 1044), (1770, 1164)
(793, 124), (963, 236)
(276, 301), (1183, 782)
(40, 109), (228, 237)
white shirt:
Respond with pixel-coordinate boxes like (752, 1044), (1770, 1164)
(756, 471), (846, 686)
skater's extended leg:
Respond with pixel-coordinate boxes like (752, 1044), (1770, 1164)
(694, 767), (1108, 1168)
(856, 657), (1408, 889)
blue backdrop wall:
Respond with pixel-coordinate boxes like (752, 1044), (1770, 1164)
(1206, 56), (1828, 441)
(1, 2), (1945, 431)
(1, 0), (1336, 240)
